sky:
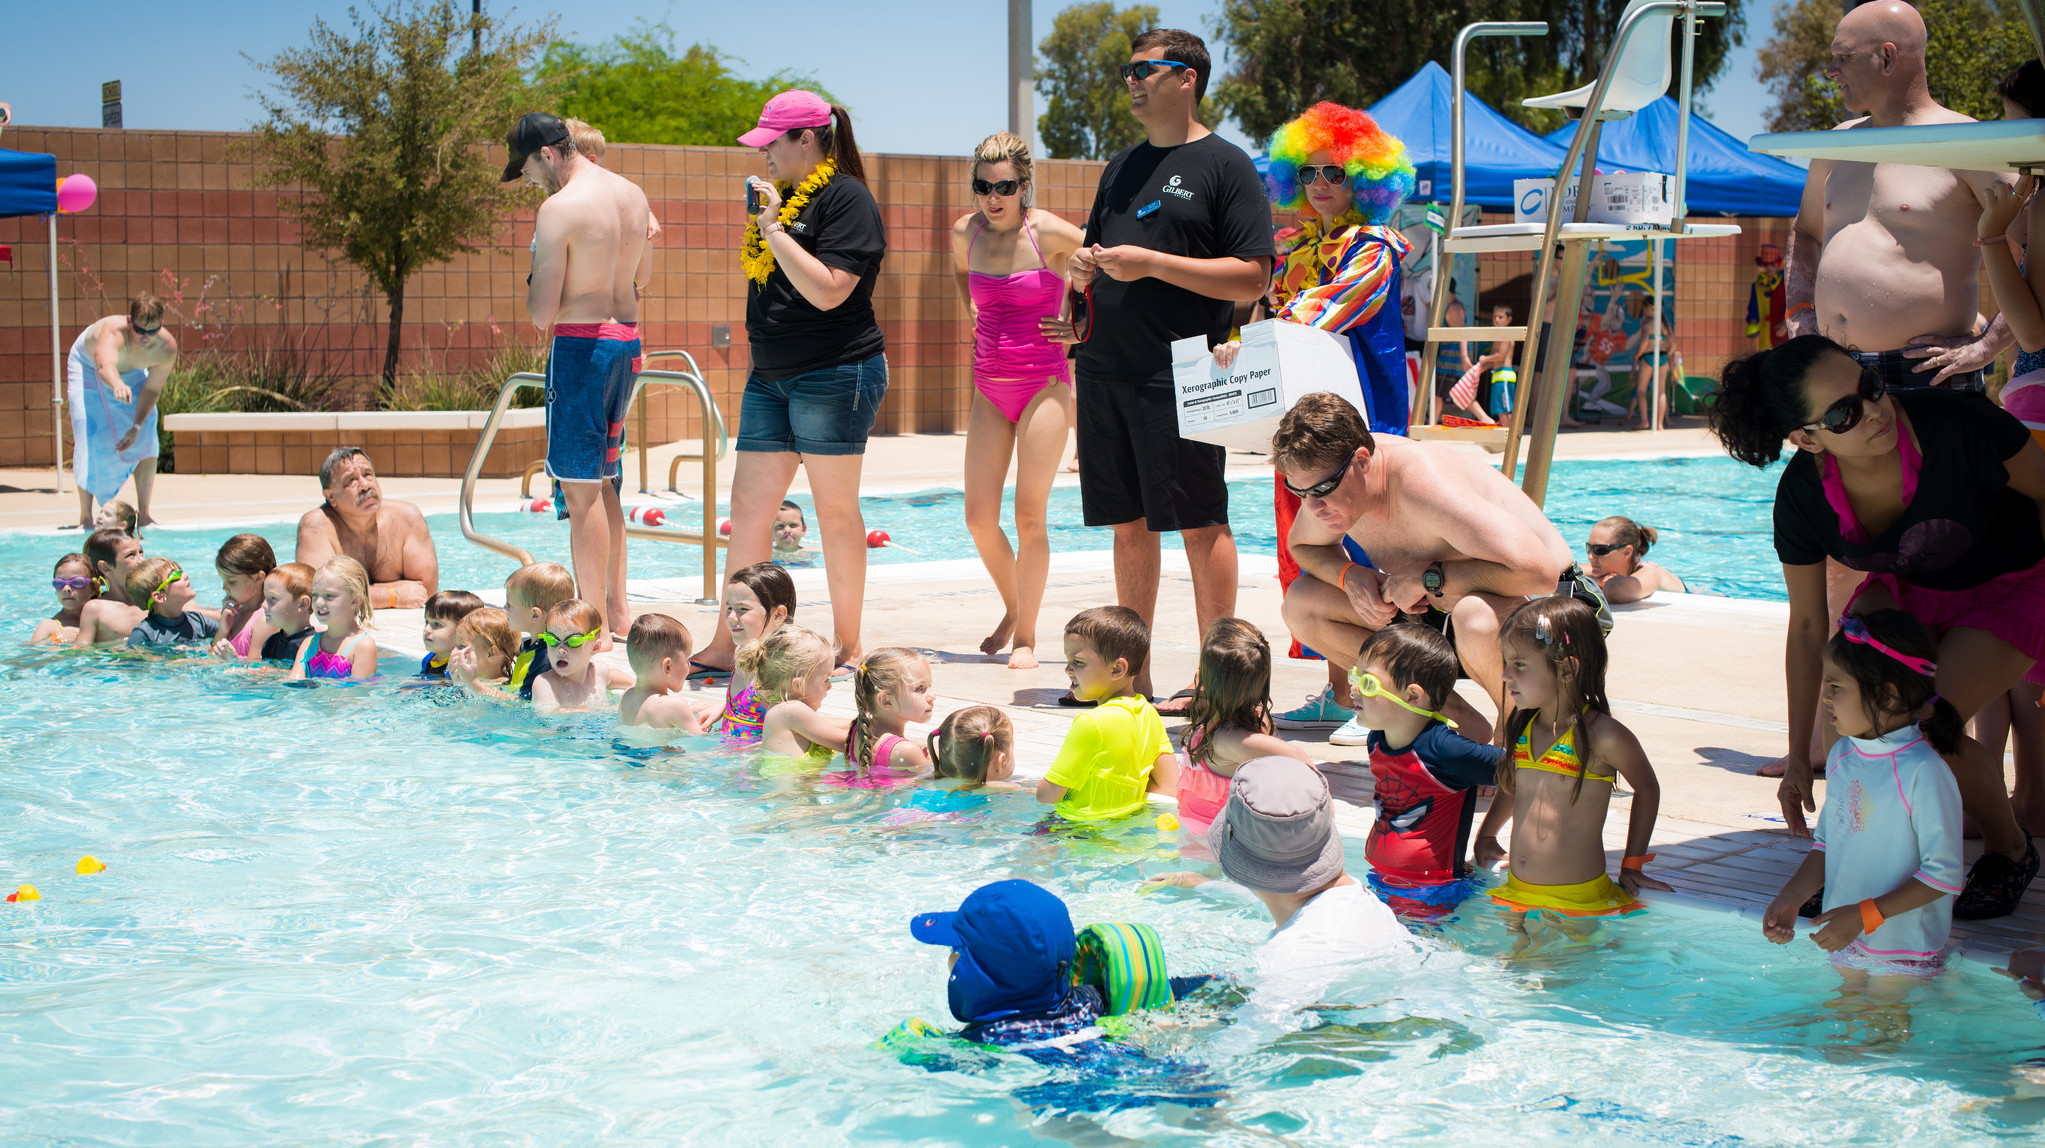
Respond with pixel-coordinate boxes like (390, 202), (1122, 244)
(0, 0), (1786, 158)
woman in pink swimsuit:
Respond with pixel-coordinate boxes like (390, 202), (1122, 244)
(949, 131), (1085, 670)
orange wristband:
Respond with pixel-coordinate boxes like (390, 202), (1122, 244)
(1339, 562), (1362, 593)
(1621, 853), (1655, 871)
(1858, 898), (1884, 935)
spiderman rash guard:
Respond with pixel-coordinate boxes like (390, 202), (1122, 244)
(1364, 721), (1505, 889)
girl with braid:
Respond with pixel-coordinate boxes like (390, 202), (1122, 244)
(843, 647), (937, 779)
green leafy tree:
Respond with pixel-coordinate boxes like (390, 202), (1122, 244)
(1760, 0), (2034, 133)
(1212, 0), (1746, 142)
(538, 23), (836, 146)
(246, 0), (551, 405)
(1035, 3), (1221, 159)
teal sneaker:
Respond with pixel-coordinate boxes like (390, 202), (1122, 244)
(1328, 713), (1373, 747)
(1272, 685), (1353, 730)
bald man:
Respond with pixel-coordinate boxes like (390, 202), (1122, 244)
(1787, 0), (2017, 389)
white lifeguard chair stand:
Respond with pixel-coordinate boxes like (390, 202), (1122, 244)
(1411, 0), (1739, 505)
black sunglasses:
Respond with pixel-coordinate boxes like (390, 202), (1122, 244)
(1297, 165), (1349, 187)
(1283, 454), (1352, 500)
(971, 178), (1021, 197)
(132, 324), (160, 338)
(1802, 367), (1886, 435)
(1586, 543), (1625, 557)
(1120, 60), (1189, 81)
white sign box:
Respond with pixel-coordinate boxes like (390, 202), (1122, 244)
(1513, 172), (1674, 227)
(1171, 319), (1365, 454)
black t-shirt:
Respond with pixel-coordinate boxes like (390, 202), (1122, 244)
(261, 626), (316, 663)
(745, 174), (887, 380)
(1075, 134), (1273, 385)
(1773, 388), (2043, 591)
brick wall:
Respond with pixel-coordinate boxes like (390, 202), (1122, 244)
(2, 124), (1829, 472)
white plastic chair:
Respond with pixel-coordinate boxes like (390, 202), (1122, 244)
(1523, 0), (1673, 115)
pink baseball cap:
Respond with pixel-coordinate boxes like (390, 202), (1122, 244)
(737, 90), (834, 148)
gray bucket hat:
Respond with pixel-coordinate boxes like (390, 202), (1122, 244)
(1212, 756), (1347, 894)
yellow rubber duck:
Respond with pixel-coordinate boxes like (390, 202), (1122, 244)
(6, 884), (41, 902)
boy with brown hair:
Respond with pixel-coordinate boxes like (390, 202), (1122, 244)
(1036, 606), (1179, 822)
(619, 612), (706, 733)
(497, 562), (576, 700)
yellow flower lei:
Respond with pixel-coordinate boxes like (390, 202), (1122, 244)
(741, 157), (837, 285)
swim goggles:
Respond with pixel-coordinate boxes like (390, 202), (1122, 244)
(52, 576), (93, 591)
(971, 177), (1020, 197)
(1120, 59), (1189, 81)
(1347, 667), (1458, 728)
(538, 627), (601, 649)
(1838, 615), (1937, 677)
(153, 565), (186, 598)
(1282, 454), (1352, 500)
(1801, 367), (1886, 435)
(1296, 165), (1349, 187)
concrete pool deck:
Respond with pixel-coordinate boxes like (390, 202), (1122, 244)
(6, 419), (2041, 960)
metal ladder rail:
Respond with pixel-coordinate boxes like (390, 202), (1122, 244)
(1412, 21), (1547, 436)
(458, 362), (732, 604)
(1505, 0), (1723, 502)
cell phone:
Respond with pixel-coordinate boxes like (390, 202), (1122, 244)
(746, 182), (761, 216)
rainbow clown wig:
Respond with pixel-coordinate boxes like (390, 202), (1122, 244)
(1263, 102), (1416, 225)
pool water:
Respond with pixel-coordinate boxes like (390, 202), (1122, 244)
(3, 652), (2044, 1142)
(20, 454), (1785, 606)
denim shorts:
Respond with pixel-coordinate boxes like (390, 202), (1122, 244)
(736, 353), (888, 456)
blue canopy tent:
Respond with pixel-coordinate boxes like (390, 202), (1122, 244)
(1542, 95), (1805, 217)
(0, 147), (63, 481)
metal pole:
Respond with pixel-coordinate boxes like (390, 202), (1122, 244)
(1670, 0), (1700, 234)
(638, 395), (649, 493)
(1008, 0), (1033, 144)
(49, 214), (63, 491)
(471, 0), (481, 55)
(1650, 237), (1666, 432)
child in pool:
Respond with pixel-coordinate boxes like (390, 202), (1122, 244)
(93, 499), (138, 535)
(72, 528), (149, 646)
(257, 563), (317, 663)
(1473, 596), (1669, 933)
(125, 557), (221, 648)
(772, 500), (819, 563)
(712, 562), (797, 744)
(494, 562), (577, 700)
(448, 607), (518, 688)
(209, 534), (277, 661)
(744, 625), (848, 760)
(530, 598), (629, 711)
(1177, 618), (1310, 834)
(1037, 606), (1179, 823)
(290, 557), (378, 680)
(1353, 623), (1506, 919)
(843, 647), (936, 777)
(618, 611), (706, 733)
(418, 589), (485, 678)
(31, 553), (97, 645)
(880, 707), (1021, 826)
(1763, 610), (1964, 989)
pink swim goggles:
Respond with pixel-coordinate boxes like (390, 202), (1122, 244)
(1838, 615), (1938, 677)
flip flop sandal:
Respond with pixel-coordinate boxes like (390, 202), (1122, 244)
(686, 657), (730, 682)
(832, 662), (857, 682)
(1154, 688), (1198, 715)
(1056, 692), (1098, 708)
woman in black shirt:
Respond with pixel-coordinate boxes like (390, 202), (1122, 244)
(693, 91), (888, 675)
(1713, 334), (2045, 918)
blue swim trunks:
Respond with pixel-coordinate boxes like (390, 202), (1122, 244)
(546, 322), (642, 485)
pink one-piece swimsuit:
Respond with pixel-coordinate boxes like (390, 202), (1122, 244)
(968, 214), (1071, 423)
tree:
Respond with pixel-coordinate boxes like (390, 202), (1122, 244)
(1037, 3), (1160, 160)
(246, 1), (551, 405)
(538, 23), (837, 146)
(1760, 0), (2034, 133)
(1212, 0), (1746, 142)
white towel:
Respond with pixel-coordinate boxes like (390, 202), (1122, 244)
(67, 330), (157, 502)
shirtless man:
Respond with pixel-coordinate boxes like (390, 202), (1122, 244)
(68, 294), (179, 528)
(1787, 0), (2017, 390)
(1274, 392), (1578, 732)
(505, 112), (652, 646)
(294, 447), (438, 609)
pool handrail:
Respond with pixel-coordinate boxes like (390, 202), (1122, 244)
(458, 357), (731, 604)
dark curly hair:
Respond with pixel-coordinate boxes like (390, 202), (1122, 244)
(1707, 334), (1850, 467)
(1824, 609), (1963, 756)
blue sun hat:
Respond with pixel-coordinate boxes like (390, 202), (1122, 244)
(911, 879), (1075, 1023)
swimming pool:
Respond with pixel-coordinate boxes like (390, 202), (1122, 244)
(21, 453), (1784, 605)
(3, 649), (2043, 1142)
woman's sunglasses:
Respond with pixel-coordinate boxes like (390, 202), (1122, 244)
(971, 178), (1021, 197)
(538, 628), (600, 649)
(1282, 455), (1351, 500)
(1119, 60), (1189, 81)
(1585, 543), (1625, 557)
(1297, 165), (1349, 187)
(1802, 367), (1886, 435)
(52, 576), (93, 591)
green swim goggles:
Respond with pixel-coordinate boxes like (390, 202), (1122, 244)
(1347, 667), (1458, 728)
(538, 627), (601, 649)
(153, 564), (187, 599)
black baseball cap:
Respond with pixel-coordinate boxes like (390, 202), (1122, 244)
(502, 113), (571, 182)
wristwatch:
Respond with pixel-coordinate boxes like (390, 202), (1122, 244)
(1422, 563), (1445, 598)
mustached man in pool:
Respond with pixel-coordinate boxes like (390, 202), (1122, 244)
(1764, 610), (1963, 1033)
(1474, 596), (1668, 949)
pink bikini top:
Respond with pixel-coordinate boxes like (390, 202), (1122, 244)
(228, 612), (256, 658)
(967, 215), (1070, 383)
(1819, 418), (1921, 544)
(826, 733), (915, 789)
